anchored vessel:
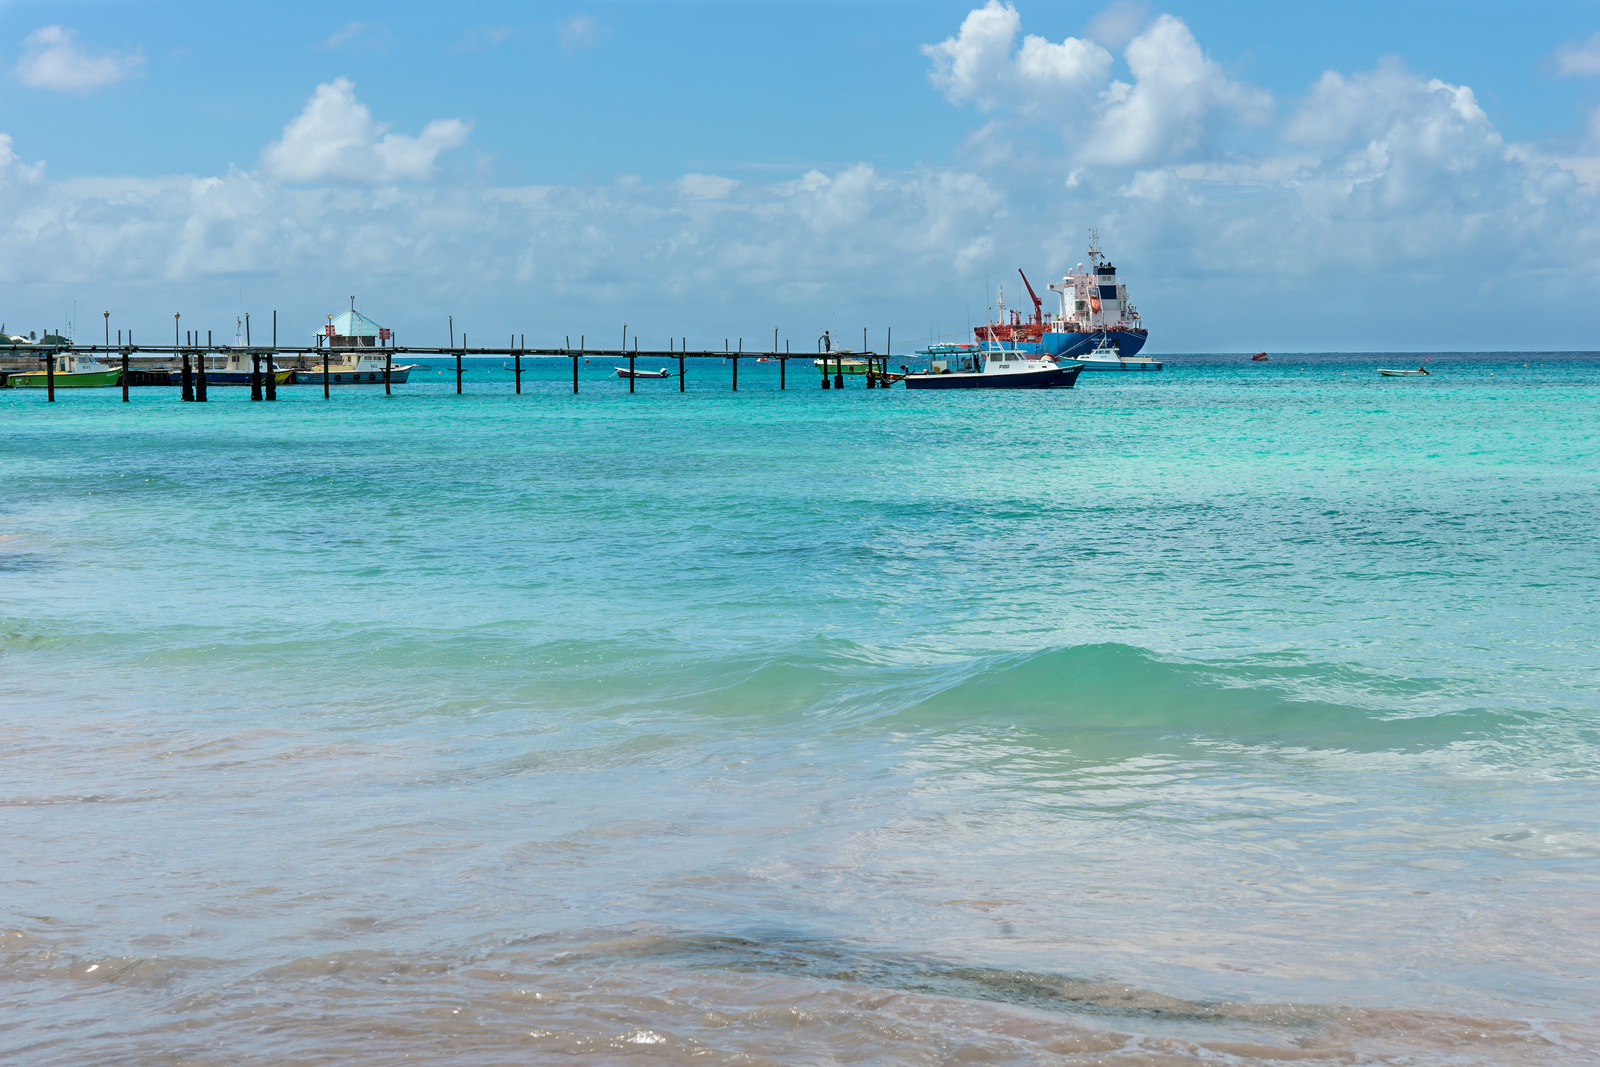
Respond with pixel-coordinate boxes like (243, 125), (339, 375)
(976, 231), (1149, 360)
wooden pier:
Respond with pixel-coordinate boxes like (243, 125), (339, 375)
(3, 333), (905, 401)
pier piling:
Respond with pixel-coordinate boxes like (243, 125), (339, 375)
(733, 339), (739, 391)
(120, 345), (129, 402)
(45, 351), (54, 401)
(267, 312), (278, 400)
(322, 350), (330, 399)
(456, 334), (464, 395)
(679, 339), (685, 391)
(196, 331), (207, 401)
(514, 334), (521, 395)
(629, 350), (636, 393)
(384, 347), (392, 395)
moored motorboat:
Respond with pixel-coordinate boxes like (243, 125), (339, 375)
(170, 365), (295, 386)
(1077, 337), (1162, 371)
(293, 356), (417, 386)
(1379, 368), (1431, 377)
(5, 354), (121, 388)
(616, 366), (672, 379)
(813, 354), (870, 375)
(290, 306), (416, 385)
(904, 346), (1082, 389)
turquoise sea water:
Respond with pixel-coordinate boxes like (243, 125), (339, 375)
(3, 354), (1598, 1064)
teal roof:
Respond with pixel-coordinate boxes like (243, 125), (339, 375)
(329, 309), (382, 337)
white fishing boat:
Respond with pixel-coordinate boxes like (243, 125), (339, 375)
(616, 366), (672, 379)
(292, 306), (418, 385)
(904, 344), (1082, 390)
(1378, 368), (1431, 377)
(1076, 336), (1163, 371)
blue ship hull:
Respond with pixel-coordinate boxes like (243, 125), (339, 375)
(1042, 329), (1148, 359)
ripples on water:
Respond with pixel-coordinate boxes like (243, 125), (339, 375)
(2, 355), (1597, 1063)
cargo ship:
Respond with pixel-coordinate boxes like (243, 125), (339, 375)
(975, 231), (1149, 360)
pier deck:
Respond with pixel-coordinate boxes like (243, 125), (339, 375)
(5, 340), (901, 402)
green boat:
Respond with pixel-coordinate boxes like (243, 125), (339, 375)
(6, 354), (122, 388)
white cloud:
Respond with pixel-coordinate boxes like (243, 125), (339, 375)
(1283, 61), (1506, 210)
(322, 22), (391, 51)
(1082, 15), (1271, 165)
(559, 15), (607, 54)
(679, 174), (738, 200)
(923, 1), (1111, 117)
(924, 7), (1265, 166)
(1551, 33), (1600, 77)
(1084, 0), (1149, 51)
(14, 25), (143, 94)
(0, 134), (45, 185)
(259, 79), (470, 185)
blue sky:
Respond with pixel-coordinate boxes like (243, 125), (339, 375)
(2, 1), (1597, 351)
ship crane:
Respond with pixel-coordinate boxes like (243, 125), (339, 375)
(1018, 269), (1044, 325)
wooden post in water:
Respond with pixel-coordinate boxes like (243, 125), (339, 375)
(248, 318), (261, 400)
(196, 330), (208, 402)
(45, 350), (54, 401)
(570, 335), (578, 394)
(322, 347), (330, 399)
(178, 314), (192, 401)
(456, 333), (464, 395)
(266, 311), (277, 401)
(678, 338), (685, 392)
(733, 338), (739, 391)
(384, 344), (392, 396)
(629, 348), (636, 393)
(513, 334), (521, 395)
(249, 314), (262, 400)
(781, 340), (788, 389)
(120, 341), (129, 402)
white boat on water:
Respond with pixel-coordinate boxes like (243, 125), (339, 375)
(1378, 368), (1431, 377)
(616, 366), (672, 379)
(294, 307), (419, 385)
(1076, 336), (1163, 371)
(904, 343), (1083, 390)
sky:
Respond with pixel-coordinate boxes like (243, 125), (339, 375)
(1, 0), (1598, 352)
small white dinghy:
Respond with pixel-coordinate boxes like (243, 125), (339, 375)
(1378, 368), (1431, 377)
(616, 367), (673, 379)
